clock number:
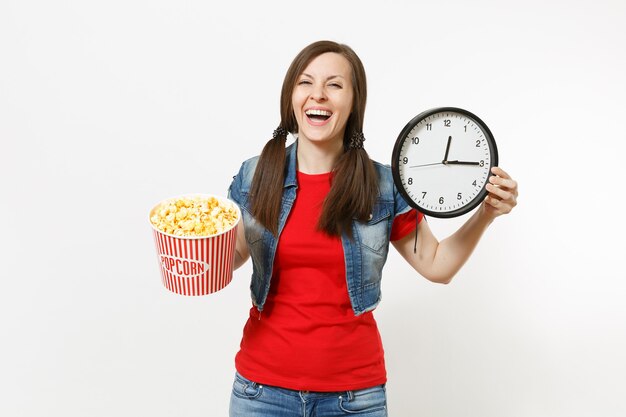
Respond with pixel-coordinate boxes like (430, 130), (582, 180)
(479, 160), (485, 167)
(439, 197), (444, 204)
(411, 136), (420, 145)
(457, 193), (462, 200)
(472, 180), (477, 186)
(475, 140), (481, 147)
(408, 178), (413, 185)
(464, 125), (468, 132)
(403, 157), (408, 164)
(444, 119), (451, 127)
(422, 192), (427, 199)
(426, 123), (432, 131)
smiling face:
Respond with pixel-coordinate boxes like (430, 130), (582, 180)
(291, 52), (354, 147)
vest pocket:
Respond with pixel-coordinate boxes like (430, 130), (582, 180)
(241, 193), (264, 245)
(355, 204), (391, 254)
(244, 216), (265, 245)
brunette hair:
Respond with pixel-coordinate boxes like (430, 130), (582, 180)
(249, 40), (379, 236)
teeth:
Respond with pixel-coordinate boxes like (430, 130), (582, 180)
(305, 109), (332, 117)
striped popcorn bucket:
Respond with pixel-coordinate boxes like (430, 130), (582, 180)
(149, 195), (240, 296)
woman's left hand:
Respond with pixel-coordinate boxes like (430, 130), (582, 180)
(482, 167), (518, 219)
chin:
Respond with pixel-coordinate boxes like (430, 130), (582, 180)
(301, 129), (342, 144)
(304, 135), (341, 145)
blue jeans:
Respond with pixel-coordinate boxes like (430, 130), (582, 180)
(229, 372), (388, 417)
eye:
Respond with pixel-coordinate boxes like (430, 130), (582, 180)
(328, 82), (342, 88)
(298, 79), (312, 85)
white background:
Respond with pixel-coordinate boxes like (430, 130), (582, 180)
(1, 1), (625, 416)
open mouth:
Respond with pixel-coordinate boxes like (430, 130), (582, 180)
(305, 109), (332, 123)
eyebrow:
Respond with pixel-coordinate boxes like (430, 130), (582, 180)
(301, 73), (346, 81)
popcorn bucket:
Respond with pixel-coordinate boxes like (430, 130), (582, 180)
(149, 194), (241, 296)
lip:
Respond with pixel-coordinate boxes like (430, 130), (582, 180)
(304, 106), (333, 127)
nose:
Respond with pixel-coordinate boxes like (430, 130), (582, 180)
(310, 83), (327, 102)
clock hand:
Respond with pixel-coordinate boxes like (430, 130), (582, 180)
(445, 160), (481, 165)
(409, 162), (444, 168)
(443, 136), (452, 162)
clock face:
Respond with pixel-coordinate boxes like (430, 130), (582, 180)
(392, 108), (498, 218)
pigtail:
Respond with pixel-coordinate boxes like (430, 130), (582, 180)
(318, 130), (378, 236)
(249, 126), (288, 236)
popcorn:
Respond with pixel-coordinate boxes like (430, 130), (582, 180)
(150, 195), (239, 237)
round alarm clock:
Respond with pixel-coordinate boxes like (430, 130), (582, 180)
(391, 107), (498, 218)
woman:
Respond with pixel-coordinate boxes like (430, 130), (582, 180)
(227, 40), (518, 416)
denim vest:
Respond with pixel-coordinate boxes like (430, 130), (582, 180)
(228, 141), (412, 316)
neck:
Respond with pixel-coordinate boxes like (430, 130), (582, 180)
(296, 137), (344, 174)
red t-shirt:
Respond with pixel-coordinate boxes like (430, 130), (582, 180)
(235, 171), (423, 391)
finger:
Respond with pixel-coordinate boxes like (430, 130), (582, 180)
(486, 183), (512, 200)
(490, 166), (511, 179)
(485, 194), (514, 213)
(484, 195), (502, 208)
(489, 175), (518, 192)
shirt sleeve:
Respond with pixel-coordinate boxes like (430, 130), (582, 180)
(390, 209), (424, 241)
